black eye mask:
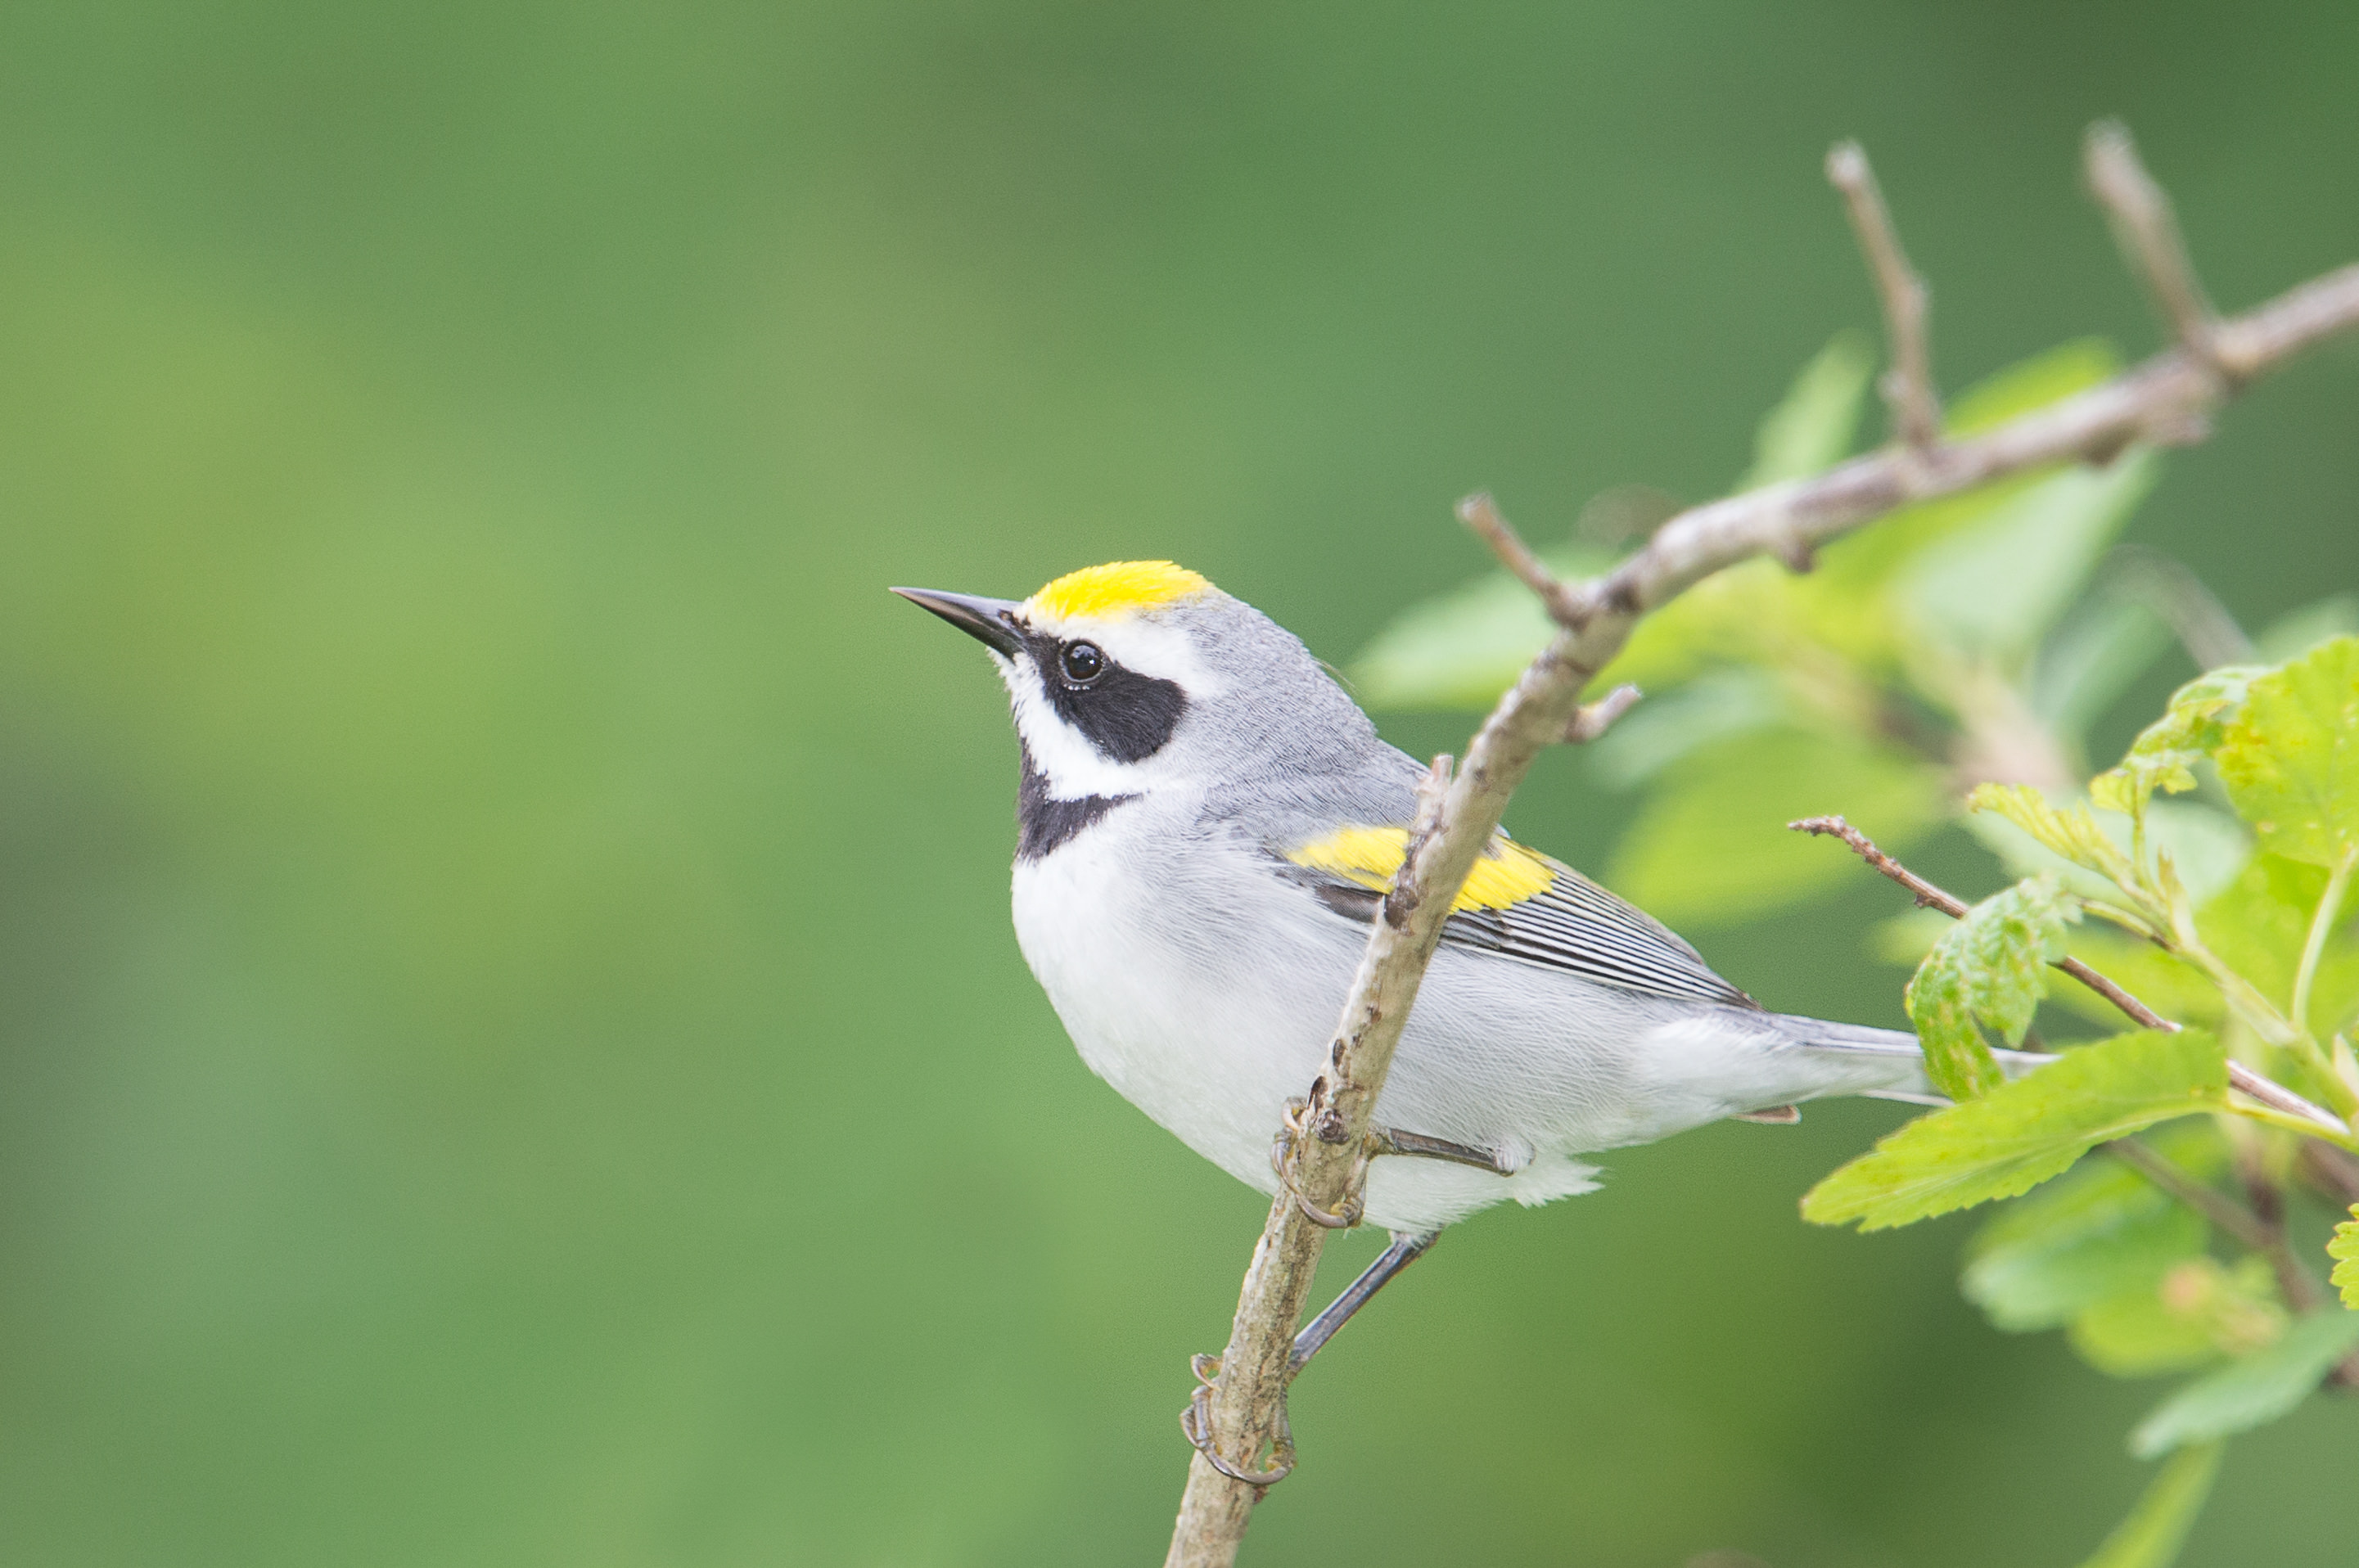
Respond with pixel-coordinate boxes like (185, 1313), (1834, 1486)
(1024, 632), (1189, 764)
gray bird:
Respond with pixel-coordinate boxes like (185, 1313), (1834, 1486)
(896, 560), (2036, 1367)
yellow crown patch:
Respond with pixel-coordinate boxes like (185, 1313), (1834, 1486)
(1028, 561), (1210, 622)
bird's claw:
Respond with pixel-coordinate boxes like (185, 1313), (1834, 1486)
(1180, 1380), (1296, 1489)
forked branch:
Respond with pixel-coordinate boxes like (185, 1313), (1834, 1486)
(1166, 130), (2359, 1568)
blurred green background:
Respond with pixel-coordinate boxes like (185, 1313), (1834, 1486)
(2, 3), (2356, 1565)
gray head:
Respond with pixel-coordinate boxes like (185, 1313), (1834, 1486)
(892, 561), (1386, 821)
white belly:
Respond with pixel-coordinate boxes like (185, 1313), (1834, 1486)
(1012, 818), (1341, 1195)
(1008, 814), (1622, 1232)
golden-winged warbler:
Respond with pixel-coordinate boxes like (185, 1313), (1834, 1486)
(896, 561), (2036, 1354)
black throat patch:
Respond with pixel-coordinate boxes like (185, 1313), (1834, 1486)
(1016, 741), (1134, 861)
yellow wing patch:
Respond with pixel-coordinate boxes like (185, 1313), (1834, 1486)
(1028, 560), (1210, 622)
(1286, 825), (1555, 913)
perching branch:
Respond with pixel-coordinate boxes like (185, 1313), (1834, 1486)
(1166, 130), (2359, 1568)
(1787, 814), (2352, 1138)
(1828, 142), (1942, 452)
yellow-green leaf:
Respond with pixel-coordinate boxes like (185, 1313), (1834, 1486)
(1802, 1030), (2226, 1232)
(1962, 1141), (2208, 1331)
(2214, 635), (2359, 868)
(1906, 874), (2080, 1100)
(2331, 1205), (2359, 1309)
(2092, 665), (2262, 818)
(2129, 1308), (2359, 1457)
(1609, 730), (1944, 927)
(1735, 330), (1873, 490)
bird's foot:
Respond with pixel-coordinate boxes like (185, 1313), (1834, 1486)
(1180, 1354), (1296, 1487)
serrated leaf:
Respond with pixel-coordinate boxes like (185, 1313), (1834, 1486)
(1969, 784), (2146, 904)
(1962, 1147), (2207, 1331)
(2213, 636), (2359, 869)
(1735, 331), (1873, 491)
(1802, 1030), (2225, 1232)
(2129, 1308), (2359, 1457)
(1608, 729), (1944, 926)
(2091, 665), (2264, 818)
(1906, 875), (2080, 1099)
(2330, 1205), (2359, 1309)
(2073, 1442), (2222, 1568)
(1965, 799), (2248, 913)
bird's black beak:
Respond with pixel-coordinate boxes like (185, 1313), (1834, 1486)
(891, 586), (1029, 657)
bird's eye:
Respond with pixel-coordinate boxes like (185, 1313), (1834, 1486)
(1060, 642), (1106, 684)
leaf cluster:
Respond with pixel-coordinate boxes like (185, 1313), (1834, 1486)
(1805, 639), (2359, 1566)
(1356, 334), (2359, 1568)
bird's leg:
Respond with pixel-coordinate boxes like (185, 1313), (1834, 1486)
(1288, 1229), (1437, 1374)
(1368, 1125), (1519, 1175)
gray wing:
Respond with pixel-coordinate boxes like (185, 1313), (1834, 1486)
(1280, 854), (1760, 1010)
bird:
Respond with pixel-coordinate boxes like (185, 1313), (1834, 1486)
(895, 560), (2040, 1371)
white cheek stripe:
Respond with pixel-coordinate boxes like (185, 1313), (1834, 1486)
(998, 656), (1153, 800)
(995, 611), (1220, 801)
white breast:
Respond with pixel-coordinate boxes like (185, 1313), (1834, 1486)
(1011, 807), (1346, 1195)
(1007, 804), (1633, 1232)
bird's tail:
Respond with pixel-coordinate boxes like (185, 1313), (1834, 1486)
(1773, 1016), (2054, 1107)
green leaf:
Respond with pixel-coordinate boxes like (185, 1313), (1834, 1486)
(2330, 1205), (2359, 1309)
(2193, 854), (2359, 1030)
(1965, 798), (2248, 912)
(1582, 669), (1784, 789)
(1608, 729), (1944, 927)
(1962, 1134), (2212, 1331)
(2073, 1442), (2223, 1568)
(1906, 874), (2081, 1100)
(1802, 1030), (2226, 1232)
(1347, 541), (1617, 710)
(1969, 784), (2146, 905)
(2129, 1308), (2359, 1458)
(2214, 635), (2359, 869)
(2070, 1283), (2226, 1378)
(1895, 452), (2158, 668)
(2072, 1254), (2286, 1379)
(1946, 338), (2123, 435)
(2091, 665), (2262, 818)
(1735, 331), (1873, 491)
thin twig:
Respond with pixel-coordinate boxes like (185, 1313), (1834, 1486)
(1167, 136), (2359, 1568)
(1827, 141), (1942, 451)
(1787, 814), (2350, 1138)
(1565, 683), (1643, 743)
(1457, 493), (1584, 628)
(2085, 122), (2226, 385)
